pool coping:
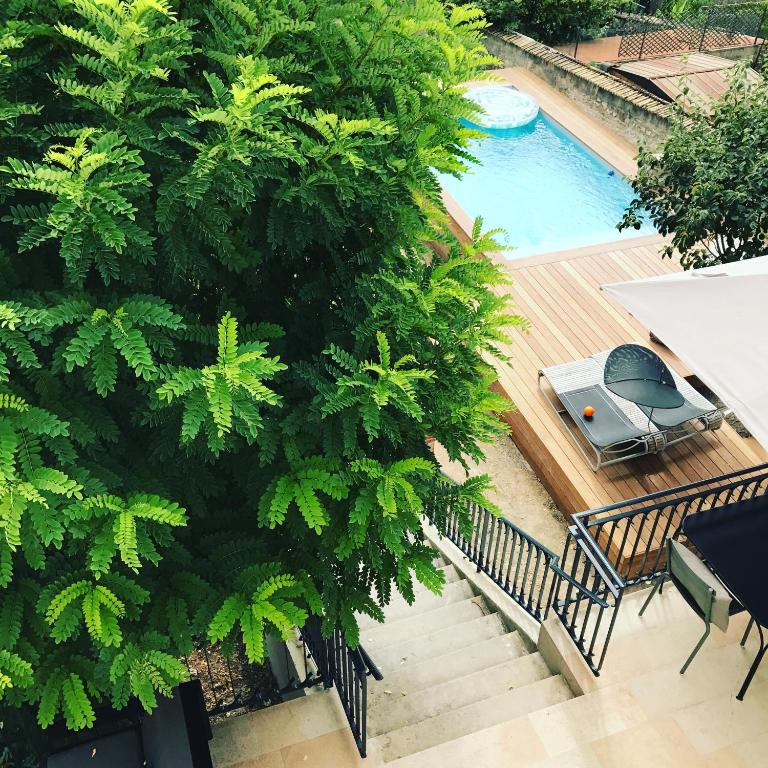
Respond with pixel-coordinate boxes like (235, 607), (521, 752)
(443, 67), (664, 267)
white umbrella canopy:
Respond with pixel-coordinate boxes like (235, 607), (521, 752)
(602, 256), (768, 452)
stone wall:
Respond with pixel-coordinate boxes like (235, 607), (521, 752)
(485, 31), (673, 149)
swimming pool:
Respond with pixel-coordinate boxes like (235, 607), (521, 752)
(438, 113), (655, 260)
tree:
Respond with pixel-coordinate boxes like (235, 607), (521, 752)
(0, 0), (525, 744)
(621, 71), (768, 269)
(472, 0), (623, 44)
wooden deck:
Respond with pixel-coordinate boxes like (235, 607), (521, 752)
(445, 67), (766, 526)
(490, 238), (766, 520)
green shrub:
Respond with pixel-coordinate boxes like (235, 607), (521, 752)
(0, 0), (524, 739)
(621, 70), (768, 268)
(472, 0), (621, 43)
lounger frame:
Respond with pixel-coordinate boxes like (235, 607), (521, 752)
(538, 370), (666, 470)
(539, 350), (724, 472)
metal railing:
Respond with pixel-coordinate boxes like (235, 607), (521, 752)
(426, 480), (561, 622)
(572, 462), (768, 586)
(755, 40), (767, 68)
(426, 478), (620, 672)
(562, 462), (768, 672)
(427, 465), (768, 676)
(553, 529), (623, 674)
(300, 616), (383, 758)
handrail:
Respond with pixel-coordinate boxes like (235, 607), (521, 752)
(428, 482), (563, 622)
(299, 619), (378, 757)
(571, 463), (768, 588)
(425, 475), (642, 676)
(431, 465), (768, 679)
(568, 520), (625, 590)
(429, 477), (561, 560)
(573, 462), (768, 522)
(356, 645), (383, 681)
(550, 563), (612, 608)
(566, 530), (623, 597)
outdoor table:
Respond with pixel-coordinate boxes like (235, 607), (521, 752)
(683, 494), (768, 700)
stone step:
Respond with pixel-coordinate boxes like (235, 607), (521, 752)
(374, 612), (507, 673)
(368, 631), (530, 706)
(610, 583), (693, 638)
(369, 651), (552, 735)
(377, 674), (573, 762)
(382, 683), (632, 768)
(398, 563), (461, 597)
(359, 579), (475, 631)
(362, 596), (489, 651)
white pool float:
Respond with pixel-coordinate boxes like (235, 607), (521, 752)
(465, 86), (539, 130)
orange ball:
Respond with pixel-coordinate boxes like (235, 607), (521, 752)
(583, 406), (595, 419)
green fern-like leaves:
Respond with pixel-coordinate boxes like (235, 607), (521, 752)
(109, 642), (186, 711)
(208, 565), (315, 662)
(321, 332), (434, 441)
(67, 493), (187, 573)
(258, 457), (350, 534)
(157, 313), (285, 452)
(0, 649), (33, 696)
(1, 130), (154, 284)
(38, 670), (95, 730)
(61, 298), (184, 394)
(0, 0), (522, 736)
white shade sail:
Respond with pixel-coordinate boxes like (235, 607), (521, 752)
(602, 256), (768, 452)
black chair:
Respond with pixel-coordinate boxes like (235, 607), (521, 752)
(603, 343), (684, 410)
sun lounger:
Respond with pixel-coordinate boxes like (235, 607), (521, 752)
(539, 356), (666, 471)
(539, 349), (723, 471)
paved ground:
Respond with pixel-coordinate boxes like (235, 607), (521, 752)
(434, 435), (568, 554)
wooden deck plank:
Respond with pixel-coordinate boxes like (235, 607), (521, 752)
(490, 238), (766, 531)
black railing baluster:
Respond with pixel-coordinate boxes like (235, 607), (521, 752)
(499, 526), (510, 585)
(529, 548), (542, 614)
(491, 517), (503, 579)
(504, 529), (517, 590)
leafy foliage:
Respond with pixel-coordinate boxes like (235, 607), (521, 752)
(470, 0), (626, 44)
(0, 0), (523, 743)
(621, 70), (768, 269)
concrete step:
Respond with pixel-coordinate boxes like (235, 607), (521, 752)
(610, 583), (692, 638)
(374, 612), (507, 673)
(368, 631), (530, 706)
(382, 683), (628, 768)
(377, 674), (573, 762)
(359, 579), (475, 631)
(395, 563), (461, 597)
(362, 596), (489, 651)
(369, 651), (552, 735)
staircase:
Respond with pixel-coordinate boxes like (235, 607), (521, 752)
(360, 556), (574, 764)
(209, 553), (767, 768)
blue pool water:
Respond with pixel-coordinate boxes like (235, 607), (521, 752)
(438, 114), (654, 259)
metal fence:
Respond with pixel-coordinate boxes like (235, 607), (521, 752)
(426, 479), (620, 673)
(300, 616), (382, 758)
(426, 480), (561, 622)
(551, 529), (623, 675)
(428, 465), (768, 676)
(755, 40), (767, 68)
(615, 2), (768, 59)
(572, 463), (768, 585)
(562, 462), (768, 672)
